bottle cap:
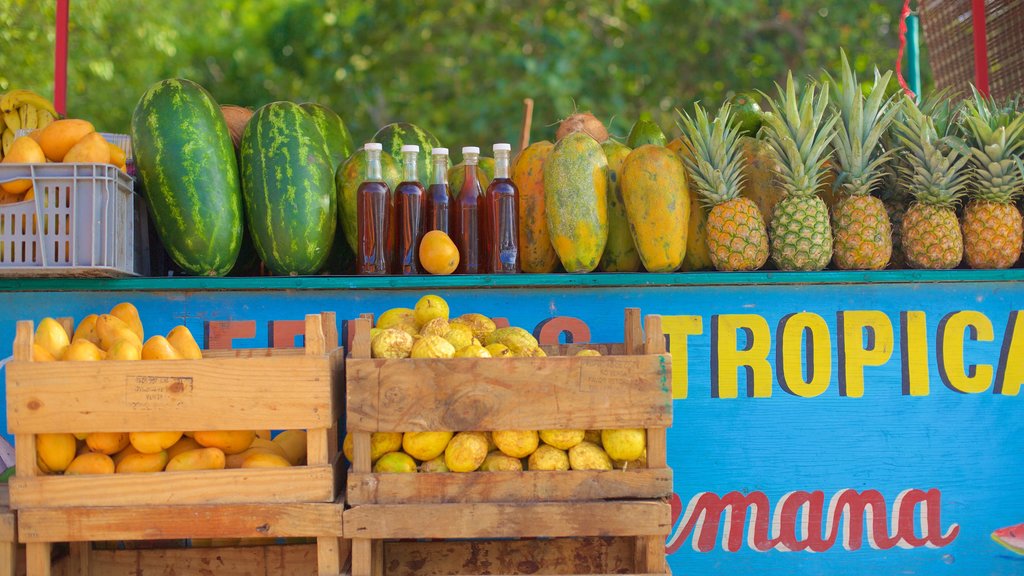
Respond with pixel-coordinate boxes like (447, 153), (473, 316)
(364, 143), (383, 151)
(401, 144), (420, 153)
(493, 143), (512, 152)
(432, 147), (449, 156)
(462, 146), (480, 155)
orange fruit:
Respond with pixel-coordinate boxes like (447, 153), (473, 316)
(419, 230), (459, 275)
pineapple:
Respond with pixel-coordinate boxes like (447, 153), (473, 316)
(761, 72), (838, 270)
(828, 52), (899, 270)
(959, 90), (1024, 269)
(891, 97), (971, 269)
(677, 103), (769, 271)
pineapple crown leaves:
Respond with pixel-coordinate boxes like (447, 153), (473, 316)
(759, 71), (838, 198)
(892, 96), (972, 208)
(675, 102), (747, 209)
(826, 50), (900, 197)
(959, 87), (1024, 202)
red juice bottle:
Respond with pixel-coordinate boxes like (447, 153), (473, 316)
(356, 143), (392, 275)
(394, 144), (425, 274)
(484, 143), (520, 273)
(453, 146), (484, 274)
(425, 147), (451, 234)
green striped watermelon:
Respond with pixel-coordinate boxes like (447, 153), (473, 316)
(240, 102), (336, 276)
(372, 123), (441, 184)
(301, 102), (354, 173)
(131, 78), (243, 276)
(449, 156), (495, 198)
(335, 148), (401, 253)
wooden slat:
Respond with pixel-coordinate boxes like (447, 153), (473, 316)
(625, 308), (642, 356)
(7, 355), (335, 433)
(26, 542), (50, 576)
(344, 500), (671, 539)
(350, 318), (371, 359)
(68, 542), (90, 575)
(0, 507), (13, 543)
(8, 465), (335, 509)
(316, 537), (343, 576)
(352, 539), (372, 576)
(304, 314), (326, 357)
(347, 468), (673, 505)
(79, 543), (323, 576)
(346, 354), (671, 432)
(18, 501), (344, 542)
(202, 348), (306, 359)
(307, 428), (329, 468)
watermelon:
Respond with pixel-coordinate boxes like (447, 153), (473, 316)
(543, 132), (609, 273)
(626, 119), (668, 148)
(131, 78), (243, 276)
(993, 523), (1024, 555)
(301, 102), (354, 172)
(335, 149), (401, 253)
(240, 102), (336, 276)
(372, 123), (441, 184)
(449, 156), (495, 198)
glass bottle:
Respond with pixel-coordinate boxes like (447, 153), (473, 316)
(484, 143), (520, 273)
(356, 143), (392, 275)
(453, 146), (484, 274)
(425, 148), (451, 234)
(394, 144), (425, 274)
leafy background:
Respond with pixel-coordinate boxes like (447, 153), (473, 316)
(0, 0), (930, 148)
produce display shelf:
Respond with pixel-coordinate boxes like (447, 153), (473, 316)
(1, 268), (1023, 293)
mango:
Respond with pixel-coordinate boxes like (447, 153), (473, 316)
(272, 430), (308, 465)
(194, 430), (255, 455)
(253, 430), (273, 440)
(86, 432), (130, 455)
(226, 446), (278, 469)
(62, 132), (111, 164)
(37, 119), (95, 161)
(37, 433), (77, 473)
(0, 137), (46, 194)
(62, 339), (104, 361)
(141, 336), (182, 360)
(116, 450), (169, 473)
(109, 302), (144, 341)
(107, 339), (141, 361)
(166, 326), (202, 359)
(166, 447), (226, 472)
(35, 317), (70, 360)
(241, 452), (291, 468)
(32, 344), (56, 362)
(108, 141), (127, 167)
(167, 436), (203, 460)
(95, 314), (132, 350)
(65, 452), (115, 475)
(129, 431), (183, 454)
(72, 314), (100, 345)
(112, 444), (141, 466)
(250, 438), (288, 459)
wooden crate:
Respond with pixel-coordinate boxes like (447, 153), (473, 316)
(5, 313), (346, 576)
(0, 487), (16, 576)
(344, 308), (672, 576)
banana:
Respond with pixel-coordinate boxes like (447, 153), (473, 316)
(18, 105), (29, 131)
(2, 129), (15, 156)
(23, 106), (38, 130)
(2, 110), (19, 133)
(37, 109), (54, 127)
(0, 89), (57, 117)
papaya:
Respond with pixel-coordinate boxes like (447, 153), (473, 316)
(599, 140), (641, 272)
(543, 133), (608, 273)
(739, 137), (781, 228)
(667, 137), (714, 271)
(621, 145), (690, 272)
(512, 141), (559, 273)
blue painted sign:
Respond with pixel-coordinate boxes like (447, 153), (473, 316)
(1, 280), (1022, 575)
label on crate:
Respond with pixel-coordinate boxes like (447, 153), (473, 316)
(125, 375), (194, 410)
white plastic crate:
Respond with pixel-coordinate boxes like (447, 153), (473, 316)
(0, 163), (141, 276)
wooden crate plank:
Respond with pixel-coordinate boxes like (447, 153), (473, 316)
(18, 502), (344, 542)
(25, 543), (49, 576)
(352, 539), (372, 576)
(7, 355), (336, 433)
(84, 544), (320, 576)
(344, 501), (671, 540)
(346, 355), (671, 432)
(9, 466), (334, 509)
(0, 509), (14, 543)
(347, 468), (673, 505)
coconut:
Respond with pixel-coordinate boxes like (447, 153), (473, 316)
(221, 105), (254, 151)
(555, 112), (609, 143)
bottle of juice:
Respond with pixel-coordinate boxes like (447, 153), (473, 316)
(484, 143), (520, 273)
(425, 147), (451, 234)
(394, 144), (425, 274)
(453, 146), (484, 274)
(356, 143), (392, 275)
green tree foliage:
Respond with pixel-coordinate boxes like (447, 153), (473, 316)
(0, 0), (924, 150)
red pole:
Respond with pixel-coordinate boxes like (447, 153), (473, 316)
(972, 0), (990, 97)
(54, 0), (69, 116)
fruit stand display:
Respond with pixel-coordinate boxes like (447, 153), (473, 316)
(5, 312), (345, 575)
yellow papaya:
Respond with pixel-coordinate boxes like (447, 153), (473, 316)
(512, 141), (559, 273)
(621, 145), (690, 272)
(543, 132), (608, 272)
(599, 140), (641, 272)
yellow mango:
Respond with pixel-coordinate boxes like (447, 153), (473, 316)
(167, 436), (202, 460)
(108, 141), (127, 167)
(72, 314), (100, 345)
(166, 447), (226, 472)
(73, 433), (89, 441)
(62, 339), (104, 361)
(0, 137), (46, 194)
(37, 433), (77, 473)
(241, 452), (291, 468)
(76, 439), (90, 456)
(253, 430), (273, 440)
(116, 450), (169, 473)
(250, 438), (288, 458)
(141, 336), (182, 360)
(32, 344), (56, 362)
(86, 432), (130, 455)
(63, 132), (111, 164)
(226, 446), (276, 469)
(112, 444), (140, 466)
(35, 317), (70, 360)
(65, 452), (115, 475)
(95, 314), (132, 349)
(129, 431), (183, 454)
(37, 119), (95, 161)
(107, 339), (141, 361)
(272, 430), (307, 465)
(109, 302), (144, 341)
(194, 430), (255, 455)
(166, 326), (202, 359)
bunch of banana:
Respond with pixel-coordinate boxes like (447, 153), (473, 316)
(0, 90), (58, 159)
